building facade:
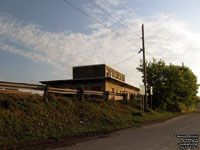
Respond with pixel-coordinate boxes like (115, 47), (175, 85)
(41, 64), (140, 100)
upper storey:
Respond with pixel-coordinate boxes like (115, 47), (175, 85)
(73, 64), (125, 82)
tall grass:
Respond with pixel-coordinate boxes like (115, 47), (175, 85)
(0, 93), (180, 149)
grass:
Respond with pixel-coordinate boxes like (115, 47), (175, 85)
(0, 92), (189, 149)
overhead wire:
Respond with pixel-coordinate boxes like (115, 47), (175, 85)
(63, 0), (141, 49)
(111, 51), (139, 66)
(89, 0), (141, 39)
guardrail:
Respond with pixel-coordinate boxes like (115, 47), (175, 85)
(0, 81), (128, 101)
(0, 81), (145, 112)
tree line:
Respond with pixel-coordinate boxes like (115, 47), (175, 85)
(137, 59), (199, 112)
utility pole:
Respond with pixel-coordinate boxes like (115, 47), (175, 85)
(141, 24), (148, 110)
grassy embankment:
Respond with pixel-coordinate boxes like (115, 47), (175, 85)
(0, 92), (194, 149)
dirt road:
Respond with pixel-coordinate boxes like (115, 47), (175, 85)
(47, 112), (200, 150)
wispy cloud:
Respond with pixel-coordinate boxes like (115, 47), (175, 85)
(0, 0), (200, 87)
(0, 13), (141, 80)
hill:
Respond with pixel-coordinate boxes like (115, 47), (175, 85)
(0, 92), (182, 149)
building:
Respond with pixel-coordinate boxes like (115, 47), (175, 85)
(40, 64), (140, 100)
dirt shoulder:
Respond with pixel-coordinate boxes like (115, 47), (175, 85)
(19, 112), (187, 150)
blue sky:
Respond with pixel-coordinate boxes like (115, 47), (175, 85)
(1, 0), (200, 94)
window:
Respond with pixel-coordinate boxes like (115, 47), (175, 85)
(111, 88), (114, 93)
(111, 71), (113, 77)
(122, 76), (125, 81)
(106, 69), (109, 77)
(115, 73), (117, 78)
(119, 75), (121, 80)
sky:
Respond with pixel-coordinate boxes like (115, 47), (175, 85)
(0, 0), (200, 94)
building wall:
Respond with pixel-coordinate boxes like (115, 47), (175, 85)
(105, 80), (139, 100)
(48, 79), (140, 100)
(105, 65), (125, 82)
(105, 81), (123, 100)
(48, 80), (105, 91)
(73, 64), (105, 79)
(73, 64), (125, 82)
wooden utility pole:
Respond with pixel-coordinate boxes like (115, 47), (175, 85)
(142, 24), (148, 110)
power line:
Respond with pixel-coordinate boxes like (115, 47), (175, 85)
(89, 0), (141, 39)
(112, 51), (139, 66)
(100, 1), (141, 36)
(63, 0), (141, 49)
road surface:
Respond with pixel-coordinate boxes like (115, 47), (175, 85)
(47, 112), (200, 150)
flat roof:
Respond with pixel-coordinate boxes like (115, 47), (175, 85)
(40, 77), (139, 91)
(73, 64), (105, 68)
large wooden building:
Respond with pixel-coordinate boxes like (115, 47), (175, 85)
(40, 64), (140, 100)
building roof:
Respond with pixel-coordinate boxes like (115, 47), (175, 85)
(73, 64), (105, 68)
(40, 77), (140, 91)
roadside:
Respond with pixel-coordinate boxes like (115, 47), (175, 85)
(21, 111), (198, 150)
(47, 111), (200, 150)
(23, 112), (184, 150)
(0, 92), (197, 150)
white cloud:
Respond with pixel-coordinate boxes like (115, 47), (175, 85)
(1, 1), (200, 89)
(0, 14), (140, 81)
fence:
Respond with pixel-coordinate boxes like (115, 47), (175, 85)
(0, 81), (130, 101)
(0, 81), (145, 112)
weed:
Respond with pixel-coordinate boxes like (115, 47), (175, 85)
(0, 93), (183, 149)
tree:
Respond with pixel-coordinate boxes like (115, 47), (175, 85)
(137, 59), (199, 112)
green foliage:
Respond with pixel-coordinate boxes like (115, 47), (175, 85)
(137, 59), (199, 112)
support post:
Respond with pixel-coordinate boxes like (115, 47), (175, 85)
(105, 91), (109, 101)
(142, 95), (145, 112)
(142, 24), (148, 111)
(123, 93), (127, 102)
(79, 87), (84, 101)
(140, 95), (143, 112)
(43, 84), (50, 100)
